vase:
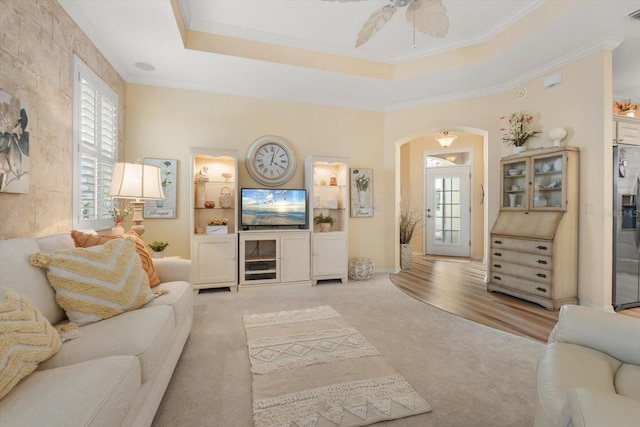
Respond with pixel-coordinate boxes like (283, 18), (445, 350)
(400, 243), (413, 270)
(358, 190), (367, 208)
(111, 223), (124, 235)
(320, 223), (331, 232)
(151, 251), (164, 259)
(508, 194), (517, 208)
(513, 146), (526, 154)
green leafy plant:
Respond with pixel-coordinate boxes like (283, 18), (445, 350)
(314, 213), (335, 225)
(147, 240), (169, 252)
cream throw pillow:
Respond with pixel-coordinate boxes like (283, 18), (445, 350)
(0, 289), (62, 400)
(29, 237), (155, 326)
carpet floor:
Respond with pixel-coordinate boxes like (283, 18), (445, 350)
(152, 274), (544, 427)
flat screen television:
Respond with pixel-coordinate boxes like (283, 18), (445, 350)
(241, 188), (307, 228)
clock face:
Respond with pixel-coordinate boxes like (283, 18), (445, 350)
(255, 143), (290, 179)
(246, 136), (297, 186)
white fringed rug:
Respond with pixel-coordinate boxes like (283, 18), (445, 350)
(244, 305), (431, 427)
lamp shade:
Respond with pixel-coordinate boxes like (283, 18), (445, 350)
(109, 162), (165, 200)
(435, 131), (457, 148)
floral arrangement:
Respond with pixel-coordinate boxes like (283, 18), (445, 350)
(148, 241), (169, 252)
(399, 202), (422, 244)
(500, 112), (540, 147)
(615, 99), (637, 113)
(314, 213), (335, 225)
(207, 217), (228, 226)
(107, 200), (131, 223)
(355, 173), (370, 191)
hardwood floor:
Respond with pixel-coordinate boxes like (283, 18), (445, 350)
(390, 255), (640, 343)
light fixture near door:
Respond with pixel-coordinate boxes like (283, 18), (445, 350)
(435, 131), (457, 148)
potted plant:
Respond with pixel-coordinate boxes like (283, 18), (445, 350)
(399, 202), (422, 269)
(500, 112), (540, 153)
(314, 213), (335, 232)
(148, 240), (169, 258)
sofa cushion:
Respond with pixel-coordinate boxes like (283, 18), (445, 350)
(29, 237), (155, 326)
(38, 305), (175, 383)
(0, 290), (61, 400)
(35, 233), (76, 253)
(0, 355), (141, 427)
(562, 387), (640, 427)
(615, 364), (640, 401)
(536, 342), (621, 423)
(71, 230), (161, 287)
(143, 281), (192, 327)
(0, 238), (66, 325)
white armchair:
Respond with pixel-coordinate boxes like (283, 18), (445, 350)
(534, 304), (640, 427)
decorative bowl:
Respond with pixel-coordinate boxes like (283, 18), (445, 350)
(508, 169), (520, 176)
(221, 173), (233, 182)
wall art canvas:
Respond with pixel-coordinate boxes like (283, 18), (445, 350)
(0, 90), (29, 193)
(350, 168), (373, 217)
(143, 158), (177, 218)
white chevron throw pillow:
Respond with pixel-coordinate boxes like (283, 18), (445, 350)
(30, 236), (154, 326)
(0, 289), (62, 399)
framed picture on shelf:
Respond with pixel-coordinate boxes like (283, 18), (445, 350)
(143, 158), (177, 218)
(350, 168), (373, 217)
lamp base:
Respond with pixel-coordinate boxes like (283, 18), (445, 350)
(130, 200), (146, 236)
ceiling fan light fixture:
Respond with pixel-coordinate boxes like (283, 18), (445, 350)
(436, 131), (457, 147)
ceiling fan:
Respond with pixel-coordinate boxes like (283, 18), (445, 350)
(324, 0), (450, 47)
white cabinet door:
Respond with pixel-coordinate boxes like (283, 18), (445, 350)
(312, 233), (347, 281)
(191, 235), (237, 289)
(280, 232), (310, 283)
(617, 120), (640, 145)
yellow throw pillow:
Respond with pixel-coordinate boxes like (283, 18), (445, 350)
(29, 237), (155, 326)
(70, 230), (161, 287)
(0, 289), (62, 400)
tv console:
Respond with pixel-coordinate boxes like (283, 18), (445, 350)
(238, 230), (311, 291)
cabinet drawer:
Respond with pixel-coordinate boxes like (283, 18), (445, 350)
(489, 261), (552, 285)
(491, 236), (553, 256)
(490, 249), (552, 270)
(489, 272), (550, 297)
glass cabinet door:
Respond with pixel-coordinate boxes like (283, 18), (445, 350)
(502, 159), (528, 209)
(531, 153), (565, 210)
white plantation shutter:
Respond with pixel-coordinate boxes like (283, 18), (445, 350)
(73, 56), (118, 230)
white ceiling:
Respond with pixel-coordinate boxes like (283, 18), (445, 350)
(58, 0), (640, 111)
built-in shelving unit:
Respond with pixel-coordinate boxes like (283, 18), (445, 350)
(305, 155), (349, 284)
(190, 148), (238, 291)
(238, 231), (311, 290)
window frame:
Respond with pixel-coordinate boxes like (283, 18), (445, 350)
(72, 55), (119, 231)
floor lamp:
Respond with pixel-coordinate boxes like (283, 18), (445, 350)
(109, 161), (165, 236)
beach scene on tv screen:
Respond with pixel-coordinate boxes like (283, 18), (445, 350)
(242, 189), (306, 225)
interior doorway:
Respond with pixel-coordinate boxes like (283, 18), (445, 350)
(424, 158), (471, 258)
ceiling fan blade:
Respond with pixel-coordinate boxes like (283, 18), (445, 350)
(356, 5), (397, 47)
(406, 0), (449, 38)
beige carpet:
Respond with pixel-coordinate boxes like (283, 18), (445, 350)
(152, 275), (544, 427)
(244, 305), (431, 426)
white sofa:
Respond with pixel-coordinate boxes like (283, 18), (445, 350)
(534, 304), (640, 427)
(0, 233), (193, 426)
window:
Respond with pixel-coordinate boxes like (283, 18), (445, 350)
(72, 56), (118, 230)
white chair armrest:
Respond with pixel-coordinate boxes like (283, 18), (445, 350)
(562, 387), (640, 427)
(550, 305), (640, 365)
(152, 258), (191, 283)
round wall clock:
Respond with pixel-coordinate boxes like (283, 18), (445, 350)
(246, 135), (297, 187)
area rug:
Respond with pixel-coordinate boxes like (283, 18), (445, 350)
(243, 305), (431, 427)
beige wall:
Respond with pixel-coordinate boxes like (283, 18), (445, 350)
(124, 84), (388, 266)
(387, 51), (613, 308)
(0, 0), (126, 239)
(0, 0), (616, 309)
(401, 133), (485, 260)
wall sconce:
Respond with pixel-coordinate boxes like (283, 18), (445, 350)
(435, 131), (457, 148)
(109, 161), (165, 236)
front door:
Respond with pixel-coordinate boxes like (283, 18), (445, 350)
(425, 166), (471, 257)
